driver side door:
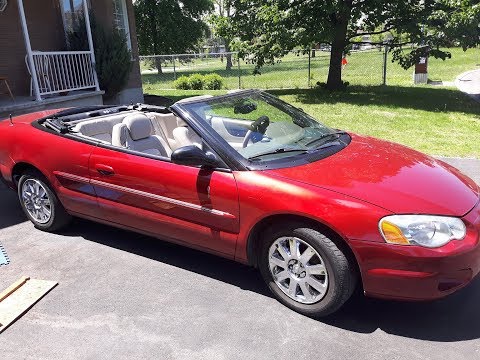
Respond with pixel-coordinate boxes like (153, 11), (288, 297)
(88, 145), (240, 258)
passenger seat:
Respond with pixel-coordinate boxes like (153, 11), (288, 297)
(112, 114), (172, 158)
(172, 119), (202, 149)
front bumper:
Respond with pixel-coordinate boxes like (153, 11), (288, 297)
(351, 201), (480, 301)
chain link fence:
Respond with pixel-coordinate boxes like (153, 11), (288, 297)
(140, 47), (470, 91)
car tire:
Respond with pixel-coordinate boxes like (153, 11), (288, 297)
(258, 223), (357, 317)
(18, 169), (71, 232)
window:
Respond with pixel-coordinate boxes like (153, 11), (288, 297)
(60, 0), (89, 33)
(112, 0), (132, 50)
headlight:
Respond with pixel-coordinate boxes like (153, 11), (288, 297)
(379, 215), (466, 248)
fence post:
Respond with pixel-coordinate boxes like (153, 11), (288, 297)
(308, 49), (311, 88)
(237, 54), (241, 89)
(382, 45), (388, 85)
(172, 55), (177, 80)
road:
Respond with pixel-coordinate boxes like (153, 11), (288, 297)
(1, 158), (479, 360)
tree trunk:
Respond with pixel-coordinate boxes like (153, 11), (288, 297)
(327, 42), (344, 90)
(155, 57), (163, 74)
(326, 10), (350, 90)
(225, 43), (233, 71)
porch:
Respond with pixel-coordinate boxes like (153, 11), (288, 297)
(0, 90), (104, 120)
(0, 0), (102, 118)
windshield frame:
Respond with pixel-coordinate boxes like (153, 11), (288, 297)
(171, 89), (351, 171)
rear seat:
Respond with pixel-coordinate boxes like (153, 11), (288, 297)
(72, 111), (140, 143)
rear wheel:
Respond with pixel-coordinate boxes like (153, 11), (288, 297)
(258, 223), (357, 317)
(18, 170), (71, 232)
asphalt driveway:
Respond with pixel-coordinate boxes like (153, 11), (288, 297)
(1, 158), (479, 360)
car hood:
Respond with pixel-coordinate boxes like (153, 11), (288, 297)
(267, 134), (479, 216)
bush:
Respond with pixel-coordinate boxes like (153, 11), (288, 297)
(173, 76), (191, 90)
(204, 74), (224, 90)
(173, 73), (225, 90)
(188, 73), (205, 90)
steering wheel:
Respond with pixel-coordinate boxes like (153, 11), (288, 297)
(242, 116), (270, 148)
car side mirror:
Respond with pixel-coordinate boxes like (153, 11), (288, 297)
(171, 145), (222, 169)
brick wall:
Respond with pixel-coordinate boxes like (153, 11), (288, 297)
(0, 0), (65, 97)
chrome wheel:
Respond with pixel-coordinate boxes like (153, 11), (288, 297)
(268, 236), (328, 304)
(21, 179), (52, 224)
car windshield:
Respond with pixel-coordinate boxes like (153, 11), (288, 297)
(177, 91), (343, 161)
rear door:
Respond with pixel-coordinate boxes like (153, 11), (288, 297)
(88, 146), (240, 258)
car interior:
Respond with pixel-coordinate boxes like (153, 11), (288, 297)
(67, 102), (254, 159)
(68, 109), (206, 159)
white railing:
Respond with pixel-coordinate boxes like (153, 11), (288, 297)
(30, 51), (98, 97)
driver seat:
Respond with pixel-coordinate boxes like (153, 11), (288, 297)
(172, 118), (202, 149)
(112, 114), (172, 157)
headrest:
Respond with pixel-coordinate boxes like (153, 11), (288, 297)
(123, 114), (153, 140)
(177, 118), (188, 127)
(112, 123), (129, 147)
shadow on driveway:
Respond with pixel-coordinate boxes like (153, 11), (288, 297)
(2, 181), (480, 342)
(0, 182), (27, 230)
(63, 217), (480, 343)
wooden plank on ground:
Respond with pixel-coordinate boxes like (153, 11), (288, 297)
(0, 277), (58, 333)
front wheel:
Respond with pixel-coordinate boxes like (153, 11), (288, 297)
(259, 224), (357, 317)
(18, 170), (71, 232)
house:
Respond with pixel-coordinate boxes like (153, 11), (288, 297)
(0, 0), (144, 119)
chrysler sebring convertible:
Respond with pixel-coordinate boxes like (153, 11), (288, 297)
(0, 90), (479, 317)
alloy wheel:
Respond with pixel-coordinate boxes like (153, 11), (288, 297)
(21, 179), (52, 224)
(268, 236), (329, 304)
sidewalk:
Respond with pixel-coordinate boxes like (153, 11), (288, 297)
(456, 69), (480, 102)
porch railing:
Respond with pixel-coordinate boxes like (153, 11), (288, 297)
(31, 51), (98, 97)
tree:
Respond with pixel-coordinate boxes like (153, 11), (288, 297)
(225, 0), (480, 89)
(209, 0), (234, 70)
(134, 0), (214, 73)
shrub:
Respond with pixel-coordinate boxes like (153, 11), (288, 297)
(173, 76), (191, 90)
(173, 73), (225, 90)
(204, 74), (224, 90)
(188, 73), (205, 90)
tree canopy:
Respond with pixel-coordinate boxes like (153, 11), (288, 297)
(134, 0), (213, 59)
(223, 0), (480, 89)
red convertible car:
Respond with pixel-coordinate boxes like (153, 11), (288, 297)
(0, 90), (479, 317)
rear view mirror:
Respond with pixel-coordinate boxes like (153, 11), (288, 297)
(234, 101), (257, 114)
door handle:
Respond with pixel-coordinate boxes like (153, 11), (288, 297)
(95, 164), (115, 176)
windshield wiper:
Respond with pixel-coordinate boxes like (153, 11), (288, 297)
(248, 147), (308, 161)
(304, 131), (346, 147)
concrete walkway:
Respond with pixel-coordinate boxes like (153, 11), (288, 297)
(455, 69), (480, 102)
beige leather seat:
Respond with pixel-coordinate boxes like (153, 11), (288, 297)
(72, 111), (139, 143)
(112, 114), (172, 158)
(172, 118), (202, 149)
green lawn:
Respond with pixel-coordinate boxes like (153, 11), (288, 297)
(142, 48), (480, 158)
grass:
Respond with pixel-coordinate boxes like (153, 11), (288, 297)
(142, 48), (480, 158)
